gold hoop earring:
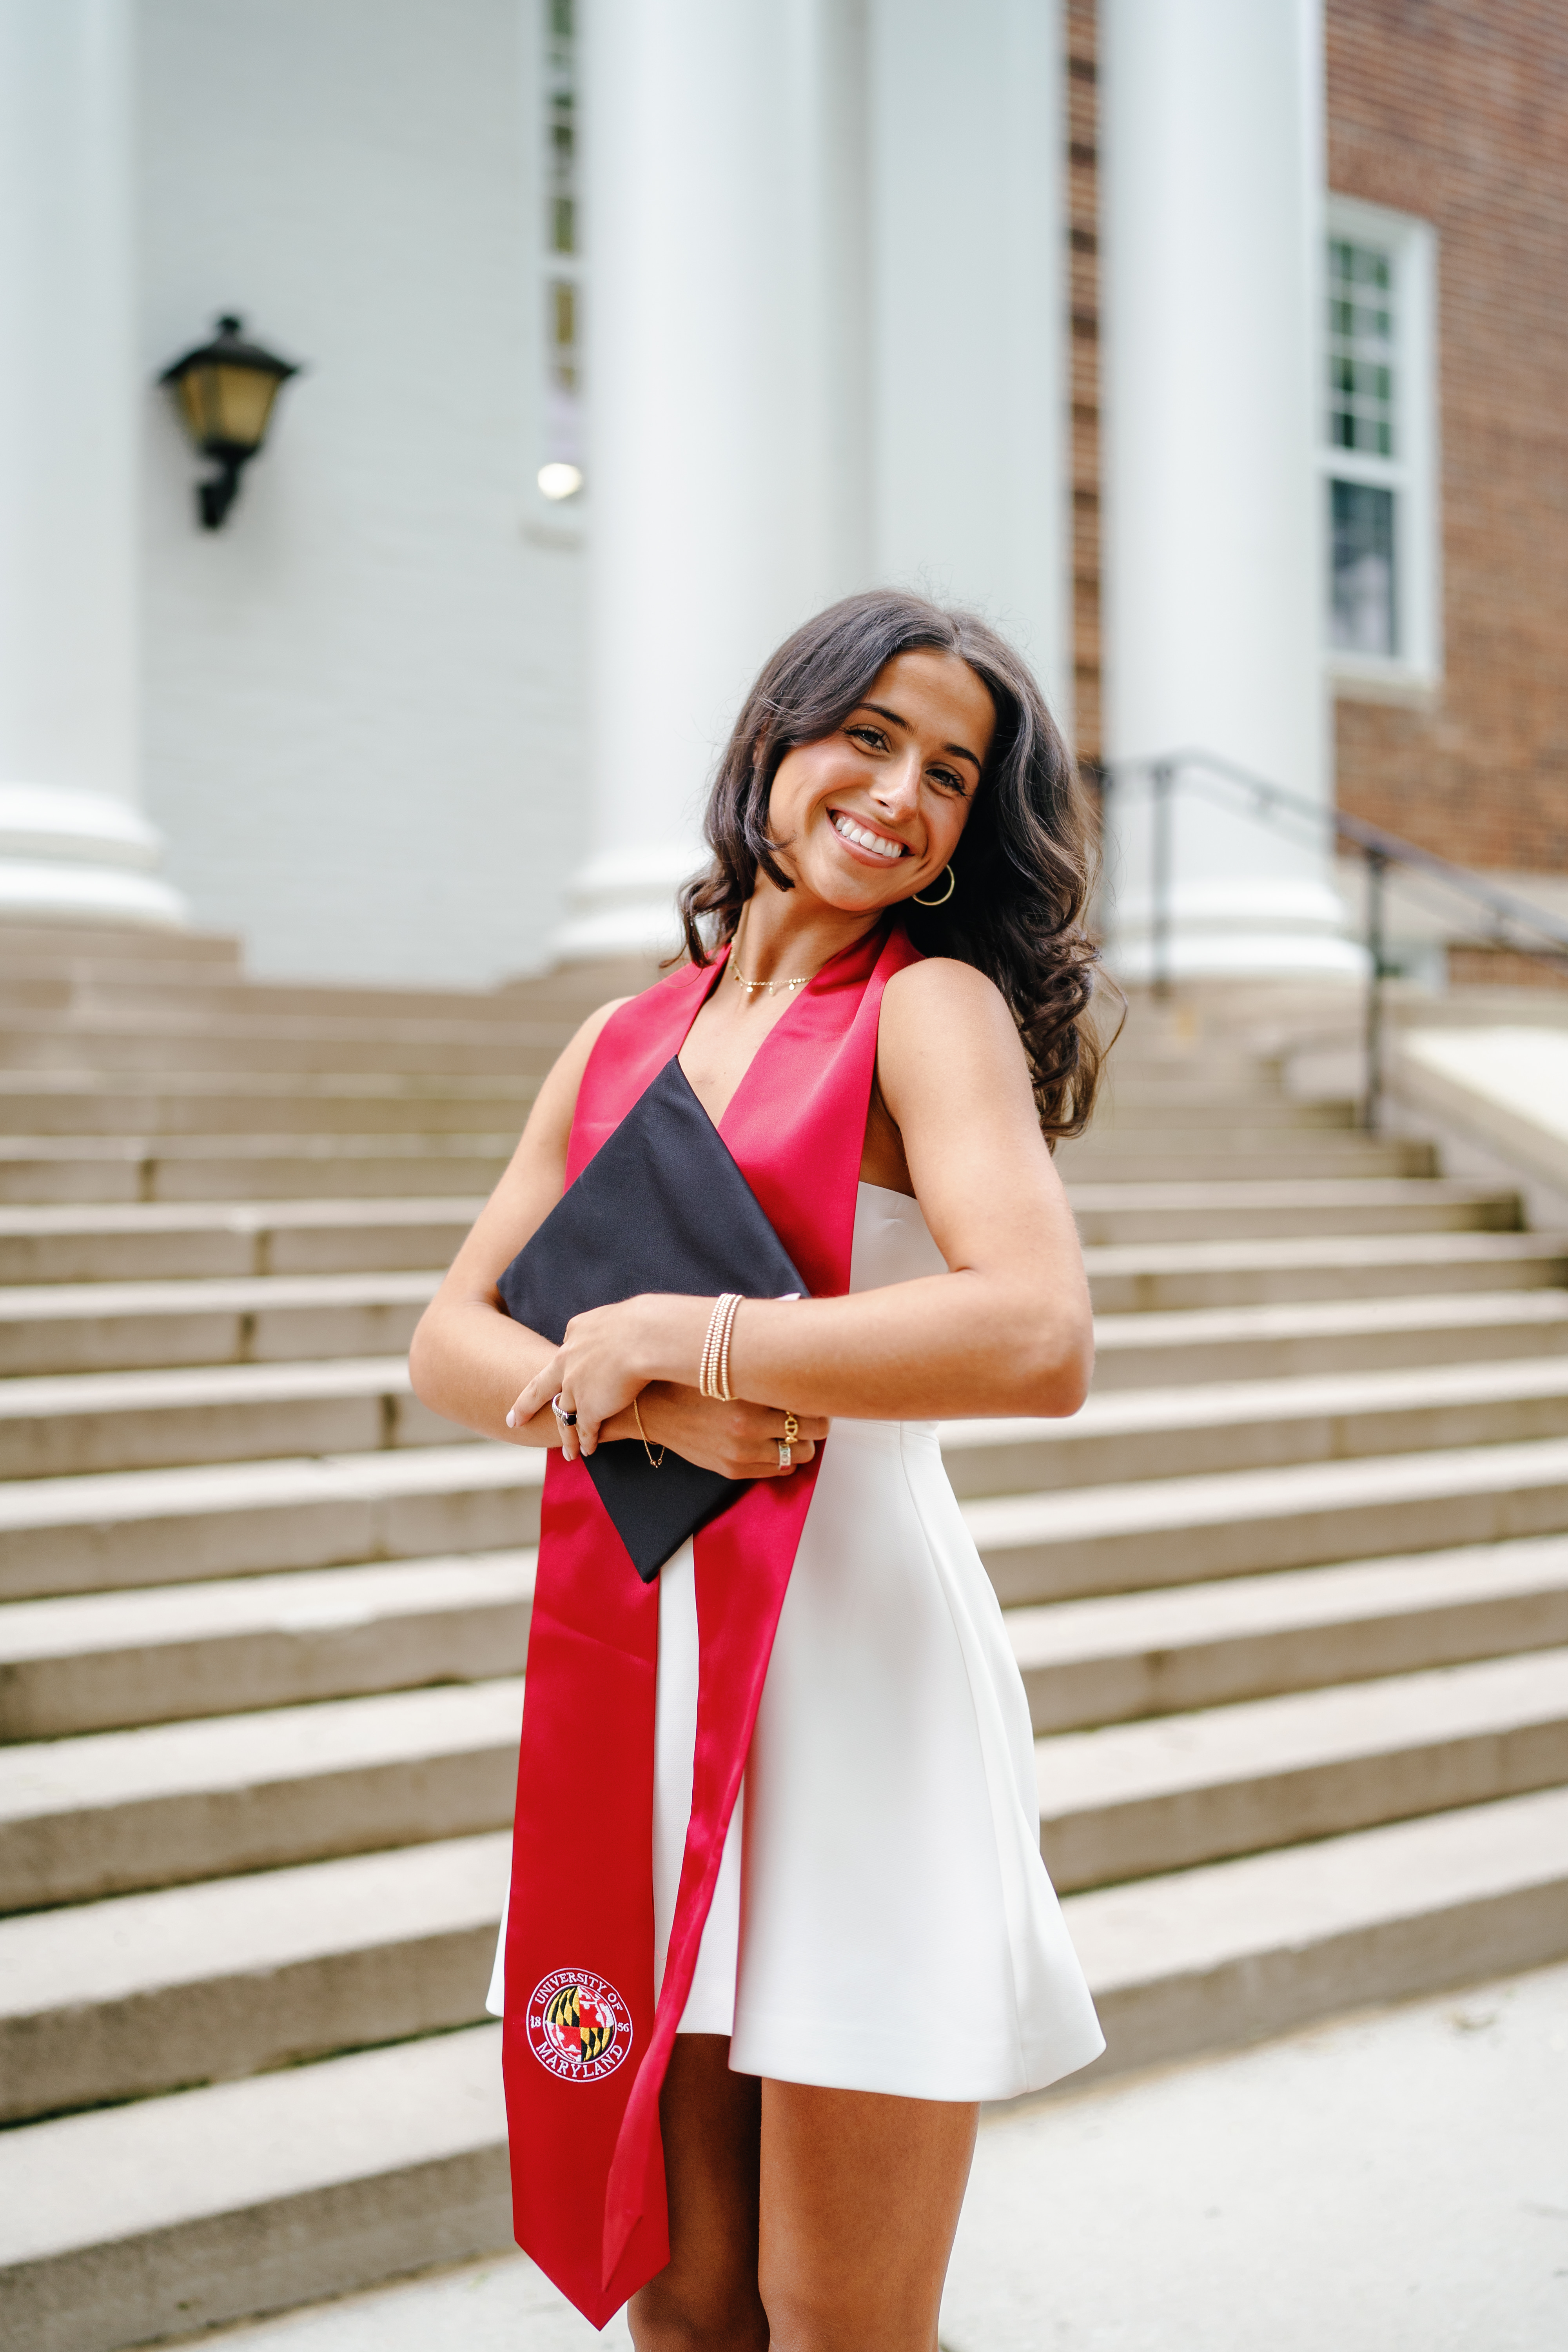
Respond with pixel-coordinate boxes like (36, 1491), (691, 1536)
(910, 864), (956, 908)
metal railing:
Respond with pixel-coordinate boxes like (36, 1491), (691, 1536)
(1102, 749), (1568, 1128)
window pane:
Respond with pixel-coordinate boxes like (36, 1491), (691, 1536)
(540, 0), (583, 482)
(1326, 235), (1396, 458)
(1330, 480), (1397, 655)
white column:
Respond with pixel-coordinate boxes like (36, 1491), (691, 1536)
(869, 0), (1071, 725)
(0, 0), (183, 927)
(1099, 0), (1358, 981)
(556, 0), (865, 962)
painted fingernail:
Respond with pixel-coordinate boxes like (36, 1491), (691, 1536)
(505, 1410), (515, 1428)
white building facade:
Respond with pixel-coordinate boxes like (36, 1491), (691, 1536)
(0, 0), (1349, 986)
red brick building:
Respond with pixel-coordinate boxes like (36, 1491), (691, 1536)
(1327, 0), (1568, 880)
(1074, 0), (1568, 911)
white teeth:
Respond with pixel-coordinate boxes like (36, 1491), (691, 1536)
(832, 811), (904, 861)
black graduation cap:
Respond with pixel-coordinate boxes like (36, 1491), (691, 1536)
(496, 1056), (806, 1582)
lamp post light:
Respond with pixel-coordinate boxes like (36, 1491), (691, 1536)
(159, 314), (301, 529)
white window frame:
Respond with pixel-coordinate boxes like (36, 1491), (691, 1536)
(1321, 194), (1441, 702)
(524, 0), (586, 547)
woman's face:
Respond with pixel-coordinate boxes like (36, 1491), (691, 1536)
(764, 649), (995, 916)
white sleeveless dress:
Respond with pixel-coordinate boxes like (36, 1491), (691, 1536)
(488, 1182), (1104, 2101)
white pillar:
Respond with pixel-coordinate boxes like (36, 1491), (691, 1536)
(869, 0), (1071, 725)
(1099, 0), (1358, 981)
(557, 0), (865, 962)
(0, 0), (184, 928)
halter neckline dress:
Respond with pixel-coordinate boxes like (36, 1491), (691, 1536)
(490, 1178), (1103, 2102)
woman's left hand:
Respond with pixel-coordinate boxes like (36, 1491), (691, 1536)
(507, 1294), (694, 1454)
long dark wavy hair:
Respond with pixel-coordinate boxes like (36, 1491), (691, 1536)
(676, 589), (1118, 1141)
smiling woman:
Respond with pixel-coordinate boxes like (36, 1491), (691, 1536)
(408, 588), (1118, 2352)
(680, 588), (1111, 1144)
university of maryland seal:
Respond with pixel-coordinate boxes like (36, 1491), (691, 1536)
(526, 1968), (633, 2083)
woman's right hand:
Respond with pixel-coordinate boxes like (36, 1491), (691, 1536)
(603, 1382), (827, 1477)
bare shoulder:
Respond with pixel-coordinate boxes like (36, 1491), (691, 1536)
(879, 955), (1020, 1063)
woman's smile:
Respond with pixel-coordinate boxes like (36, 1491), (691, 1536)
(828, 808), (910, 864)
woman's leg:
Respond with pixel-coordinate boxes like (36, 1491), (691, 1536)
(758, 2082), (979, 2352)
(628, 2035), (769, 2352)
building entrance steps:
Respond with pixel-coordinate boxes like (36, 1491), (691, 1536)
(3, 932), (1568, 2345)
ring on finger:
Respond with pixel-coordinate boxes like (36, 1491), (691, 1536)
(552, 1392), (578, 1428)
(777, 1441), (792, 1470)
(782, 1412), (800, 1445)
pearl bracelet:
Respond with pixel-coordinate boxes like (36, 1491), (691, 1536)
(699, 1292), (743, 1401)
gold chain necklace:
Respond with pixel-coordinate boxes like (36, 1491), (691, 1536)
(730, 959), (809, 997)
(729, 916), (810, 996)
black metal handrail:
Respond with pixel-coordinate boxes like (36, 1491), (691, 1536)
(1104, 749), (1568, 1128)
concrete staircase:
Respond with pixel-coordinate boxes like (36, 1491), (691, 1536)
(2, 924), (1566, 2350)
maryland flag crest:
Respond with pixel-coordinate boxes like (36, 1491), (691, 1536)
(527, 1968), (633, 2084)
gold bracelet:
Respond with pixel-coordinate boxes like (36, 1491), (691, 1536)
(632, 1393), (664, 1470)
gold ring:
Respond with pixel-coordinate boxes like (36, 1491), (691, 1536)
(782, 1412), (799, 1445)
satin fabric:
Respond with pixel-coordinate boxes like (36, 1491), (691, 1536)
(501, 920), (919, 2327)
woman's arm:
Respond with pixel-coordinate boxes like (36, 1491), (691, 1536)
(407, 1000), (625, 1446)
(407, 998), (828, 1477)
(512, 958), (1095, 1448)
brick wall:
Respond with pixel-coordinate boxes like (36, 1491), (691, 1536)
(1327, 0), (1568, 875)
(1066, 0), (1102, 766)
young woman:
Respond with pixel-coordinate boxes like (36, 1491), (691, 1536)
(409, 589), (1115, 2351)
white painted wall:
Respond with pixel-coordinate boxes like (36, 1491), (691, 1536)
(137, 0), (585, 984)
(869, 0), (1071, 727)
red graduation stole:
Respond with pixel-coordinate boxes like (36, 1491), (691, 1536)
(501, 918), (919, 2327)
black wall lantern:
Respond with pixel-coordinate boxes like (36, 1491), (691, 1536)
(160, 314), (302, 529)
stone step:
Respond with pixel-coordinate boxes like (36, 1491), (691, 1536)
(0, 1198), (481, 1285)
(968, 1436), (1568, 1603)
(0, 1135), (513, 1205)
(0, 920), (242, 974)
(11, 1300), (1568, 1488)
(0, 1270), (441, 1376)
(1059, 1137), (1437, 1182)
(0, 956), (647, 1029)
(941, 1356), (1568, 1497)
(1008, 1534), (1568, 1732)
(1068, 1783), (1568, 2079)
(1037, 1646), (1568, 1893)
(0, 1071), (536, 1137)
(0, 2023), (513, 2352)
(8, 1521), (1565, 1756)
(0, 1357), (457, 1478)
(0, 1132), (1418, 1209)
(1091, 1289), (1568, 1390)
(1067, 1177), (1517, 1245)
(1085, 1229), (1564, 1314)
(0, 1677), (524, 1910)
(0, 975), (547, 1026)
(20, 1341), (1568, 1483)
(0, 1443), (543, 1602)
(0, 1831), (511, 2124)
(0, 1016), (570, 1079)
(0, 1552), (535, 1739)
(6, 1790), (1567, 2350)
(1090, 1095), (1356, 1132)
(8, 1232), (1558, 1383)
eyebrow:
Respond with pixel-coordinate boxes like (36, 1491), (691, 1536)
(855, 701), (983, 776)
